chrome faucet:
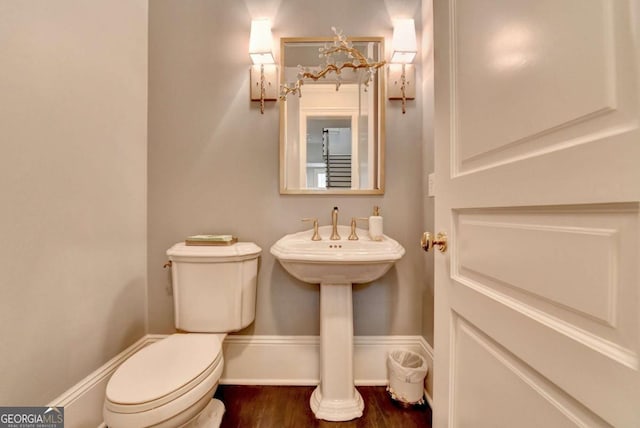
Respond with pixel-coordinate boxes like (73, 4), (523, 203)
(330, 206), (341, 240)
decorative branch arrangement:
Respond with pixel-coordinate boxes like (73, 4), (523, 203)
(280, 27), (386, 99)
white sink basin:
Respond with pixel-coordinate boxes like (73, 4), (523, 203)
(270, 225), (405, 284)
(271, 224), (406, 421)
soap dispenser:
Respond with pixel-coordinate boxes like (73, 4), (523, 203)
(369, 206), (383, 241)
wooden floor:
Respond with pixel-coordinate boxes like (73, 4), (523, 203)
(214, 385), (432, 428)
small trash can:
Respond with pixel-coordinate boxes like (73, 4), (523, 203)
(387, 349), (428, 405)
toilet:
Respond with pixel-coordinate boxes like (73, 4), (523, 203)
(103, 242), (262, 428)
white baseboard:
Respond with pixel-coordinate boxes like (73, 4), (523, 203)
(47, 335), (165, 428)
(220, 335), (429, 386)
(49, 334), (433, 427)
(419, 336), (435, 407)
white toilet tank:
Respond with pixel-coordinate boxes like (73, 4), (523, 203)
(166, 242), (261, 332)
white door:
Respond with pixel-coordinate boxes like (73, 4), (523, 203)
(432, 1), (640, 427)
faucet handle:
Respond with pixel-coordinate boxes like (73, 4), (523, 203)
(348, 217), (370, 240)
(302, 218), (321, 241)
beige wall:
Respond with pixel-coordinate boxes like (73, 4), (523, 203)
(421, 0), (435, 345)
(148, 0), (428, 336)
(0, 0), (433, 405)
(421, 0), (436, 391)
(0, 0), (148, 405)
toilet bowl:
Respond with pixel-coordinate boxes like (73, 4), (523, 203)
(103, 242), (262, 428)
(104, 334), (225, 428)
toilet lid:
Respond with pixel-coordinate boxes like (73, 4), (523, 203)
(106, 334), (223, 406)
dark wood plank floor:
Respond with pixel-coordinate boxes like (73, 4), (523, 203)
(214, 385), (432, 428)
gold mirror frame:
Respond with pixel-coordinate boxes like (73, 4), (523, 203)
(279, 36), (386, 195)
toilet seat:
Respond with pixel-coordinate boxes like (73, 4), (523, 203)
(104, 334), (224, 427)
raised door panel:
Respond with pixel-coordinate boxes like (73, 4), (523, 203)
(449, 204), (639, 425)
(451, 0), (638, 177)
(451, 315), (612, 427)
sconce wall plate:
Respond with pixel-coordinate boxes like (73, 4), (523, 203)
(389, 18), (417, 114)
(387, 64), (415, 100)
(250, 65), (278, 101)
(249, 19), (276, 114)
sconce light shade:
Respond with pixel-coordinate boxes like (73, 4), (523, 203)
(391, 19), (417, 63)
(249, 19), (275, 64)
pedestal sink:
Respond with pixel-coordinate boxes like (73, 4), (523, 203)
(270, 225), (405, 421)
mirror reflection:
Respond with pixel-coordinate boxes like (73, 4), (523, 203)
(279, 37), (385, 194)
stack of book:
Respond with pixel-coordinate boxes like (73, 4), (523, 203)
(185, 234), (238, 246)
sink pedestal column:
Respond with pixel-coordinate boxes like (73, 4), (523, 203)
(310, 282), (364, 421)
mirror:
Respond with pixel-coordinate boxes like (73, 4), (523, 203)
(279, 37), (385, 194)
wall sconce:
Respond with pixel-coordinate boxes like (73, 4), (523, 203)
(388, 18), (417, 114)
(249, 19), (277, 114)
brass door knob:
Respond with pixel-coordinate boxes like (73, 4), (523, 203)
(421, 232), (447, 253)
